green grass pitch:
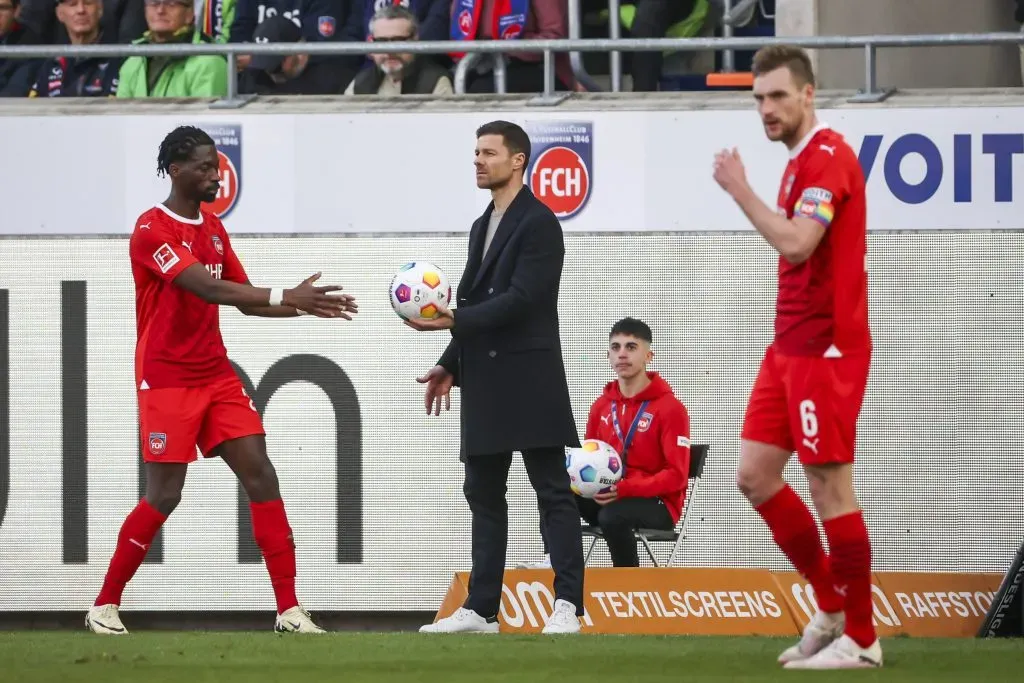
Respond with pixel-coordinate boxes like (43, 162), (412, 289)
(1, 632), (1022, 682)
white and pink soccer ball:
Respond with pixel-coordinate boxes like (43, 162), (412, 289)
(565, 439), (623, 498)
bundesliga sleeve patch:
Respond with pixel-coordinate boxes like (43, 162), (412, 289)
(794, 187), (835, 228)
(152, 243), (181, 273)
(677, 436), (691, 448)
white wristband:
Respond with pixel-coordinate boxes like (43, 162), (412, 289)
(268, 287), (283, 307)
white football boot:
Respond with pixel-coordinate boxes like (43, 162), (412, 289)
(274, 605), (326, 633)
(541, 599), (581, 634)
(419, 608), (499, 634)
(777, 610), (845, 664)
(86, 604), (129, 635)
(515, 554), (552, 569)
(784, 634), (883, 669)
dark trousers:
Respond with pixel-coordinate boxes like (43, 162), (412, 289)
(541, 495), (673, 567)
(463, 447), (585, 617)
(629, 0), (697, 91)
(463, 59), (571, 94)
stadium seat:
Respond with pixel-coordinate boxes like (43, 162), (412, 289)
(581, 443), (709, 568)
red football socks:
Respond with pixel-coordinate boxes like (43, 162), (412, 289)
(94, 499), (167, 606)
(250, 498), (299, 614)
(755, 485), (844, 614)
(824, 510), (877, 647)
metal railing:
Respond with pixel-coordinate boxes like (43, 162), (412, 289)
(2, 32), (1023, 106)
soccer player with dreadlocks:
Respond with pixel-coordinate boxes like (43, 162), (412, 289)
(86, 126), (358, 636)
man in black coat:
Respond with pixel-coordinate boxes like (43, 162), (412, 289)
(408, 120), (585, 635)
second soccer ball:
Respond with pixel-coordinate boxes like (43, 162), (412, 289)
(389, 261), (451, 321)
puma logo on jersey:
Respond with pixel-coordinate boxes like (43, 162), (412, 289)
(181, 241), (193, 253)
(802, 438), (820, 454)
(819, 144), (836, 155)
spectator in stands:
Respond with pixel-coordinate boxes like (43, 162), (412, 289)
(239, 14), (344, 93)
(518, 317), (691, 569)
(116, 0), (227, 97)
(28, 0), (121, 97)
(360, 0), (447, 42)
(449, 0), (575, 93)
(345, 4), (451, 94)
(229, 0), (362, 94)
(194, 0), (236, 41)
(1, 0), (39, 96)
(19, 0), (144, 44)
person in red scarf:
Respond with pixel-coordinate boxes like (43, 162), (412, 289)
(448, 0), (576, 92)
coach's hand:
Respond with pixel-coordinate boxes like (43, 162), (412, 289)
(416, 365), (454, 416)
(285, 273), (358, 319)
(404, 303), (454, 331)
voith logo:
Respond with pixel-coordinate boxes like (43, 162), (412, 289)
(198, 123), (243, 219)
(526, 121), (594, 220)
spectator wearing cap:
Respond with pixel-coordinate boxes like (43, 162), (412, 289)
(345, 4), (450, 95)
(116, 0), (227, 97)
(18, 0), (144, 44)
(448, 0), (575, 93)
(229, 0), (362, 92)
(1, 0), (40, 96)
(28, 0), (121, 97)
(239, 13), (343, 93)
(358, 0), (447, 42)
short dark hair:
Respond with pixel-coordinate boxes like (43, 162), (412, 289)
(476, 120), (531, 168)
(751, 45), (816, 88)
(609, 317), (652, 344)
(157, 125), (216, 178)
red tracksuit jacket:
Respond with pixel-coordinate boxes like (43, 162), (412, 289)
(584, 372), (691, 524)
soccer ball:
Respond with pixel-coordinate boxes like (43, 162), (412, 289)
(389, 261), (451, 321)
(565, 439), (623, 499)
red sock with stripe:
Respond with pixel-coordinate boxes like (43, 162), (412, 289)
(824, 510), (877, 647)
(94, 499), (167, 606)
(251, 498), (299, 614)
(755, 485), (844, 614)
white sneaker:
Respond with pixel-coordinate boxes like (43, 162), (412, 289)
(784, 634), (883, 670)
(86, 604), (128, 635)
(274, 605), (326, 633)
(777, 610), (844, 664)
(541, 599), (581, 634)
(516, 554), (552, 569)
(419, 607), (499, 634)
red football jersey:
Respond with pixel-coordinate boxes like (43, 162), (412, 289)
(774, 124), (872, 357)
(128, 204), (249, 389)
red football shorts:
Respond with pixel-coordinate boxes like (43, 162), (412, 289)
(138, 376), (266, 463)
(741, 345), (870, 465)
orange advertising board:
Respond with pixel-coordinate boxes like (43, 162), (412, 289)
(434, 568), (801, 635)
(772, 571), (1004, 638)
(434, 568), (1004, 637)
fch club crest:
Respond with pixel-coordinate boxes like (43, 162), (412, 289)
(198, 123), (242, 219)
(525, 121), (593, 220)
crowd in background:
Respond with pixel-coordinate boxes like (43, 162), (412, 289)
(0, 0), (745, 97)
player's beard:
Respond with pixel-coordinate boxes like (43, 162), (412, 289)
(201, 184), (220, 203)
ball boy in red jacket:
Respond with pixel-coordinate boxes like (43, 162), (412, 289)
(519, 317), (692, 568)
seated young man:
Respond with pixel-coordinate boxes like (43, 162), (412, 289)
(519, 317), (692, 568)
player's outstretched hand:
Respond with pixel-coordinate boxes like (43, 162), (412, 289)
(416, 365), (453, 416)
(712, 147), (748, 196)
(285, 273), (359, 319)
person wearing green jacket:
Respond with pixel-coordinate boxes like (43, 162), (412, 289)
(116, 0), (226, 98)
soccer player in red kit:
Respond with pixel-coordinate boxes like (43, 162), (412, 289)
(712, 46), (881, 669)
(85, 126), (358, 636)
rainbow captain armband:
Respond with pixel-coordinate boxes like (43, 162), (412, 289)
(794, 187), (835, 228)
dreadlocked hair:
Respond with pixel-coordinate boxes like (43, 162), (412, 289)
(156, 126), (216, 177)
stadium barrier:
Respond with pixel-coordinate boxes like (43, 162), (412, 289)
(1, 31), (1024, 104)
(433, 569), (1003, 637)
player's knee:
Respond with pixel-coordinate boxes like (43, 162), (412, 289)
(146, 490), (182, 516)
(735, 464), (781, 505)
(595, 505), (628, 532)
